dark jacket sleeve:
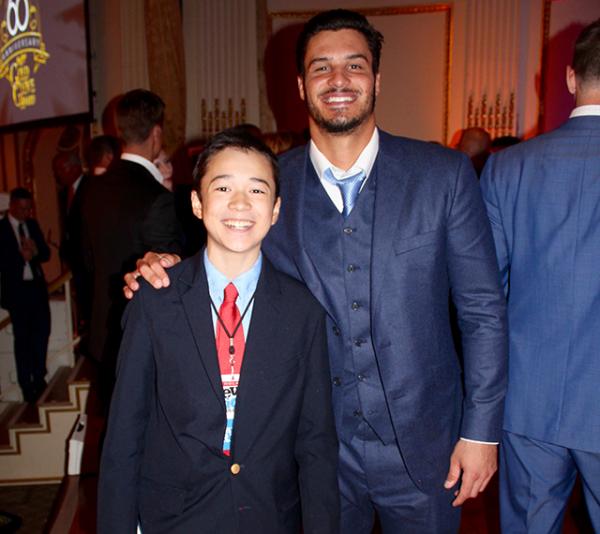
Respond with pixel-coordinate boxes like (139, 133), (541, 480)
(28, 219), (50, 264)
(97, 289), (155, 533)
(445, 155), (508, 442)
(141, 190), (183, 256)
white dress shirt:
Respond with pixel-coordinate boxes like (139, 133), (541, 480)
(569, 104), (600, 118)
(309, 128), (379, 213)
(8, 213), (33, 280)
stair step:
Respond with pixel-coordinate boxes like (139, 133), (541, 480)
(1, 366), (74, 434)
(41, 366), (73, 404)
(0, 403), (21, 447)
(69, 356), (97, 384)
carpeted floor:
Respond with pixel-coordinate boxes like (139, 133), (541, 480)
(0, 484), (60, 534)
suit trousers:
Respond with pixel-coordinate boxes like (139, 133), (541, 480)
(8, 280), (50, 402)
(500, 430), (600, 533)
(339, 421), (460, 534)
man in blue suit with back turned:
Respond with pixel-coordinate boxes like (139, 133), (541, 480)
(128, 10), (507, 533)
(480, 19), (600, 533)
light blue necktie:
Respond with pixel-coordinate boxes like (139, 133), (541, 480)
(323, 167), (366, 217)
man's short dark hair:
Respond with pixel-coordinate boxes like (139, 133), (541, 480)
(87, 135), (121, 169)
(573, 18), (600, 82)
(116, 89), (165, 145)
(296, 9), (384, 77)
(10, 187), (32, 202)
(193, 127), (280, 198)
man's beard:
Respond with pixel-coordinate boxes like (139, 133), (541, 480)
(307, 88), (376, 135)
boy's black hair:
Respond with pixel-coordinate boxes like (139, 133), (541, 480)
(295, 9), (384, 77)
(573, 18), (600, 82)
(193, 127), (280, 198)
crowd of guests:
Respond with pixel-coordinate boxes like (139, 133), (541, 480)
(1, 8), (599, 534)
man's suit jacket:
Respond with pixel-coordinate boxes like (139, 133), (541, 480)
(61, 174), (90, 269)
(81, 159), (182, 364)
(0, 216), (49, 310)
(481, 115), (600, 453)
(264, 130), (508, 492)
(98, 254), (339, 534)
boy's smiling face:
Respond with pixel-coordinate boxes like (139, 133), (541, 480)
(191, 147), (281, 274)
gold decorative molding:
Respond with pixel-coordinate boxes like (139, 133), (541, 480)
(467, 92), (516, 138)
(200, 98), (247, 139)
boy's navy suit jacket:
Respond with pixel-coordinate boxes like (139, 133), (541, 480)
(97, 253), (339, 534)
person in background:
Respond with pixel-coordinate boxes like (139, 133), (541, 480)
(153, 148), (173, 191)
(0, 188), (51, 403)
(480, 18), (600, 532)
(489, 135), (521, 153)
(81, 89), (182, 408)
(456, 126), (492, 176)
(87, 135), (121, 176)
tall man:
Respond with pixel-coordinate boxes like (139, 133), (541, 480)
(480, 19), (600, 532)
(0, 188), (51, 402)
(81, 89), (182, 404)
(128, 11), (507, 532)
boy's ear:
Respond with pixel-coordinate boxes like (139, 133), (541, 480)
(271, 197), (281, 226)
(191, 190), (203, 219)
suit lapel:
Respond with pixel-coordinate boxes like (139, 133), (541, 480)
(371, 133), (412, 305)
(281, 147), (337, 319)
(178, 254), (225, 410)
(232, 259), (282, 458)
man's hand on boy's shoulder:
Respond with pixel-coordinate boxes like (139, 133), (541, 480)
(123, 251), (181, 299)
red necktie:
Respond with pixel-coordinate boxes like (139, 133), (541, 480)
(216, 283), (245, 377)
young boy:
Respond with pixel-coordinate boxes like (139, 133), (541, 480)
(97, 129), (339, 534)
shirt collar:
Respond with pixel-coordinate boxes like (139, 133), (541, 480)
(121, 153), (165, 186)
(569, 105), (600, 118)
(309, 127), (379, 180)
(8, 213), (22, 231)
(73, 174), (84, 192)
(203, 250), (262, 310)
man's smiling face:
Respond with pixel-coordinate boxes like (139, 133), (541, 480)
(298, 29), (380, 135)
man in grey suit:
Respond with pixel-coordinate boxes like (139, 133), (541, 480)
(126, 10), (507, 533)
(480, 19), (600, 533)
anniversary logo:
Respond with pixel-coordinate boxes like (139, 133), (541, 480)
(0, 0), (49, 110)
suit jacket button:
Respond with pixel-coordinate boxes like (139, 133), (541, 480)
(333, 377), (342, 386)
(230, 463), (241, 475)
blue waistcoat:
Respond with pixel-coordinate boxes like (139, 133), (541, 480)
(302, 164), (395, 444)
